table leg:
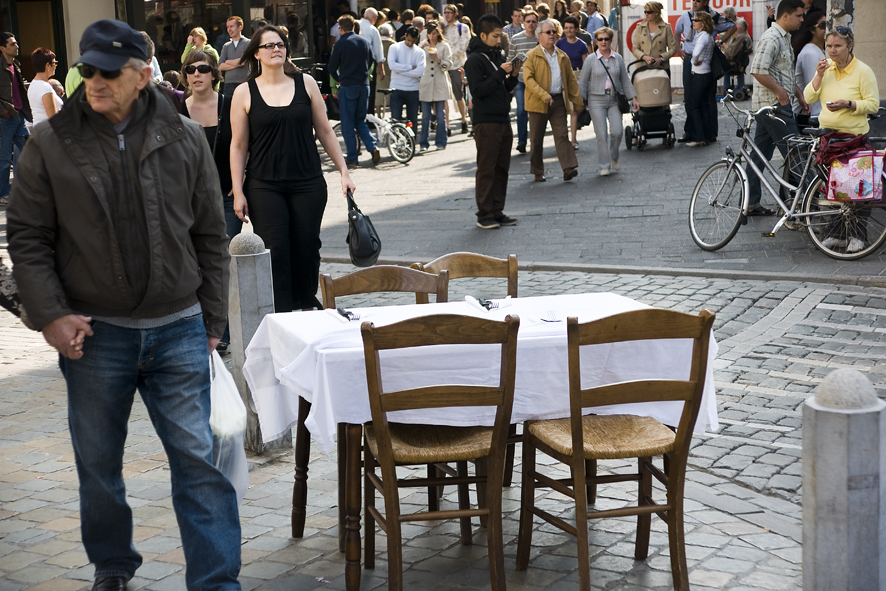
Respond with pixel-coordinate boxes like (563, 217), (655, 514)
(291, 396), (312, 538)
(344, 423), (363, 591)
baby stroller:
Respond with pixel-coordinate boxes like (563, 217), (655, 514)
(625, 60), (675, 151)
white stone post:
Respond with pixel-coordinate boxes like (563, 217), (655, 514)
(803, 368), (885, 591)
(228, 233), (288, 453)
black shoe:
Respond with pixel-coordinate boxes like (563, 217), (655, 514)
(516, 144), (526, 153)
(476, 217), (501, 229)
(495, 214), (518, 226)
(461, 122), (468, 133)
(93, 576), (127, 591)
(677, 135), (691, 143)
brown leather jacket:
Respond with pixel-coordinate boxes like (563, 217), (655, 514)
(0, 54), (32, 120)
(7, 85), (230, 336)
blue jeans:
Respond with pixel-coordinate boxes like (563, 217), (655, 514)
(0, 112), (29, 196)
(59, 316), (242, 589)
(420, 100), (447, 149)
(390, 89), (420, 131)
(338, 85), (377, 163)
(746, 103), (798, 209)
(514, 82), (528, 147)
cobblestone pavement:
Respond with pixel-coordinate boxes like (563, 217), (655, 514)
(3, 263), (885, 590)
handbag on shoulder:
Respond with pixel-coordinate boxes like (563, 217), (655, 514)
(345, 190), (381, 267)
(598, 56), (631, 114)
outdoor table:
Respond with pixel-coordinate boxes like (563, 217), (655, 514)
(243, 293), (720, 591)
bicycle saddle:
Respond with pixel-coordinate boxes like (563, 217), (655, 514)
(801, 127), (834, 137)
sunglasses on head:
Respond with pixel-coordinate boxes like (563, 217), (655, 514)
(77, 63), (135, 80)
(830, 25), (851, 36)
(184, 64), (213, 74)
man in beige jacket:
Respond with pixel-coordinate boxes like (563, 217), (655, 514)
(523, 19), (583, 181)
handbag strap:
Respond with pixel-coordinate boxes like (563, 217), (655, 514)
(597, 54), (619, 94)
(211, 93), (224, 159)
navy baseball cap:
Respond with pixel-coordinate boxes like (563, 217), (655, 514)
(79, 20), (147, 70)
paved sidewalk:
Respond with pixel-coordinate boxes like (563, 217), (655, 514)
(3, 263), (885, 590)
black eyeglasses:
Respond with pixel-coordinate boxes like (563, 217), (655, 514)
(184, 64), (213, 74)
(77, 63), (136, 80)
(258, 42), (286, 50)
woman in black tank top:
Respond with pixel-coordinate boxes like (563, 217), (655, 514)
(230, 25), (355, 311)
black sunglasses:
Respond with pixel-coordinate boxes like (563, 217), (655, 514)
(829, 25), (852, 36)
(77, 63), (135, 80)
(596, 37), (611, 41)
(813, 21), (827, 29)
(644, 10), (656, 14)
(184, 64), (213, 74)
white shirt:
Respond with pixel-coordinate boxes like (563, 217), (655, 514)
(444, 20), (469, 69)
(330, 23), (341, 43)
(359, 18), (385, 63)
(387, 42), (426, 91)
(544, 46), (562, 94)
(587, 11), (605, 35)
(27, 79), (63, 128)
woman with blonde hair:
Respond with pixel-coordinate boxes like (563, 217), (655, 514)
(181, 26), (220, 63)
(684, 10), (715, 146)
(631, 2), (675, 69)
(418, 21), (453, 150)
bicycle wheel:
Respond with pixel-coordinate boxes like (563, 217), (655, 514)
(802, 177), (886, 260)
(387, 123), (415, 163)
(689, 160), (746, 251)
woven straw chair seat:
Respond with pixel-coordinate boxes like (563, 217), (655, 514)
(365, 423), (494, 464)
(527, 414), (676, 460)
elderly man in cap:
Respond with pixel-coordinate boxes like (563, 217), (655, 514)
(7, 20), (240, 591)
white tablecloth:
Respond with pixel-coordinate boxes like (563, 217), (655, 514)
(244, 293), (719, 452)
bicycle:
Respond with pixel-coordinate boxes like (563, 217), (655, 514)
(688, 95), (886, 260)
(330, 88), (416, 163)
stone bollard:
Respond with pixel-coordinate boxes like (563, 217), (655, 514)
(228, 233), (289, 453)
(803, 368), (885, 591)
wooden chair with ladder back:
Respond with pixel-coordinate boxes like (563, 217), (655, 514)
(515, 308), (716, 591)
(290, 265), (449, 544)
(360, 313), (520, 591)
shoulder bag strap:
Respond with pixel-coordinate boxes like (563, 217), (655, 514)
(598, 54), (619, 93)
(211, 93), (224, 159)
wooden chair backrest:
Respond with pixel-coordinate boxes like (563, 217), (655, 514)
(566, 308), (716, 460)
(411, 253), (518, 304)
(319, 265), (450, 309)
(361, 314), (520, 465)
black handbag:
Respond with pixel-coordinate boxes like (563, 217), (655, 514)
(324, 93), (340, 121)
(710, 45), (731, 80)
(598, 56), (631, 114)
(577, 107), (592, 129)
(345, 190), (381, 267)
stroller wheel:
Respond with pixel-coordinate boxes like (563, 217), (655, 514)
(733, 89), (748, 101)
(625, 126), (633, 150)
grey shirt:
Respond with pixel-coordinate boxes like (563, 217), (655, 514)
(219, 36), (251, 86)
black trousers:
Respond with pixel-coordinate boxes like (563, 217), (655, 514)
(686, 71), (715, 142)
(245, 176), (328, 311)
(474, 122), (513, 220)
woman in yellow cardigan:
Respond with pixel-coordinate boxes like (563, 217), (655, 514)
(803, 27), (879, 135)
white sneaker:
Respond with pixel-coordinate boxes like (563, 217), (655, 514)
(847, 237), (865, 253)
(611, 159), (620, 171)
(600, 169), (610, 177)
(821, 237), (848, 249)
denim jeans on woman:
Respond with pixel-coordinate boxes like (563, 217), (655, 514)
(0, 112), (29, 197)
(588, 93), (623, 171)
(514, 82), (529, 147)
(58, 315), (242, 589)
(338, 85), (378, 164)
(420, 100), (447, 149)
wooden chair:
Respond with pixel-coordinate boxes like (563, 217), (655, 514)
(411, 252), (517, 303)
(319, 265), (449, 309)
(411, 253), (521, 493)
(290, 265), (449, 543)
(361, 314), (520, 591)
(515, 309), (716, 591)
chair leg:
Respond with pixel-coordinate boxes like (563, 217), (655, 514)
(364, 438), (376, 569)
(291, 396), (312, 538)
(515, 438), (536, 571)
(427, 463), (440, 512)
(571, 458), (592, 591)
(475, 457), (489, 528)
(667, 487), (689, 591)
(503, 423), (518, 487)
(635, 456), (653, 560)
(456, 460), (473, 544)
(485, 445), (507, 591)
(337, 422), (347, 552)
(585, 458), (597, 505)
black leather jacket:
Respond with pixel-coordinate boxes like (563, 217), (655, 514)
(0, 54), (32, 120)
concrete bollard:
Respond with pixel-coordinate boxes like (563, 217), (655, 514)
(803, 368), (885, 591)
(228, 233), (289, 453)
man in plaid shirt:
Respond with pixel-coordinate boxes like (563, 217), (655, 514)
(745, 0), (809, 216)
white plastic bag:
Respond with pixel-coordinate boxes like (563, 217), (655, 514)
(209, 350), (249, 505)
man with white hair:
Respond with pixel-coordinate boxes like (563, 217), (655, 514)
(359, 7), (386, 111)
(7, 19), (239, 591)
